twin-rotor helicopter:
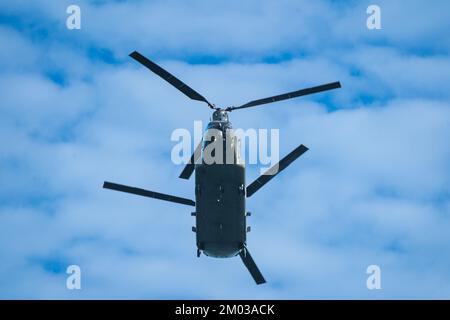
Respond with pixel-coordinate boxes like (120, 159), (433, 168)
(103, 51), (341, 284)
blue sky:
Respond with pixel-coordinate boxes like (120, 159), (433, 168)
(0, 0), (450, 299)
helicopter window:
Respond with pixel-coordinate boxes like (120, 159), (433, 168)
(203, 135), (215, 147)
(211, 136), (215, 158)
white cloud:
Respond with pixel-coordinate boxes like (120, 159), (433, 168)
(0, 0), (449, 299)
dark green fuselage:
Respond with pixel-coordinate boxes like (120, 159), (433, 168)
(194, 110), (246, 258)
(195, 163), (246, 257)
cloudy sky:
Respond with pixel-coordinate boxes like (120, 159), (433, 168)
(0, 0), (449, 299)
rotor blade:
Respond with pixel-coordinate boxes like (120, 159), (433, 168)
(239, 248), (266, 285)
(103, 181), (195, 206)
(228, 81), (341, 111)
(179, 141), (202, 180)
(129, 51), (214, 108)
(246, 144), (308, 197)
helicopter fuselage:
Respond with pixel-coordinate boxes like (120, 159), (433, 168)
(194, 110), (247, 258)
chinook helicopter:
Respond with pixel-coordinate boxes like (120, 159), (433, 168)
(103, 51), (341, 285)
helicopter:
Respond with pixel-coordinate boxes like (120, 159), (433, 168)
(103, 51), (341, 285)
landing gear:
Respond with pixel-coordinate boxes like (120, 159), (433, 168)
(197, 248), (201, 257)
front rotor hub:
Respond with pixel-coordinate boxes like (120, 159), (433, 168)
(212, 109), (229, 122)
